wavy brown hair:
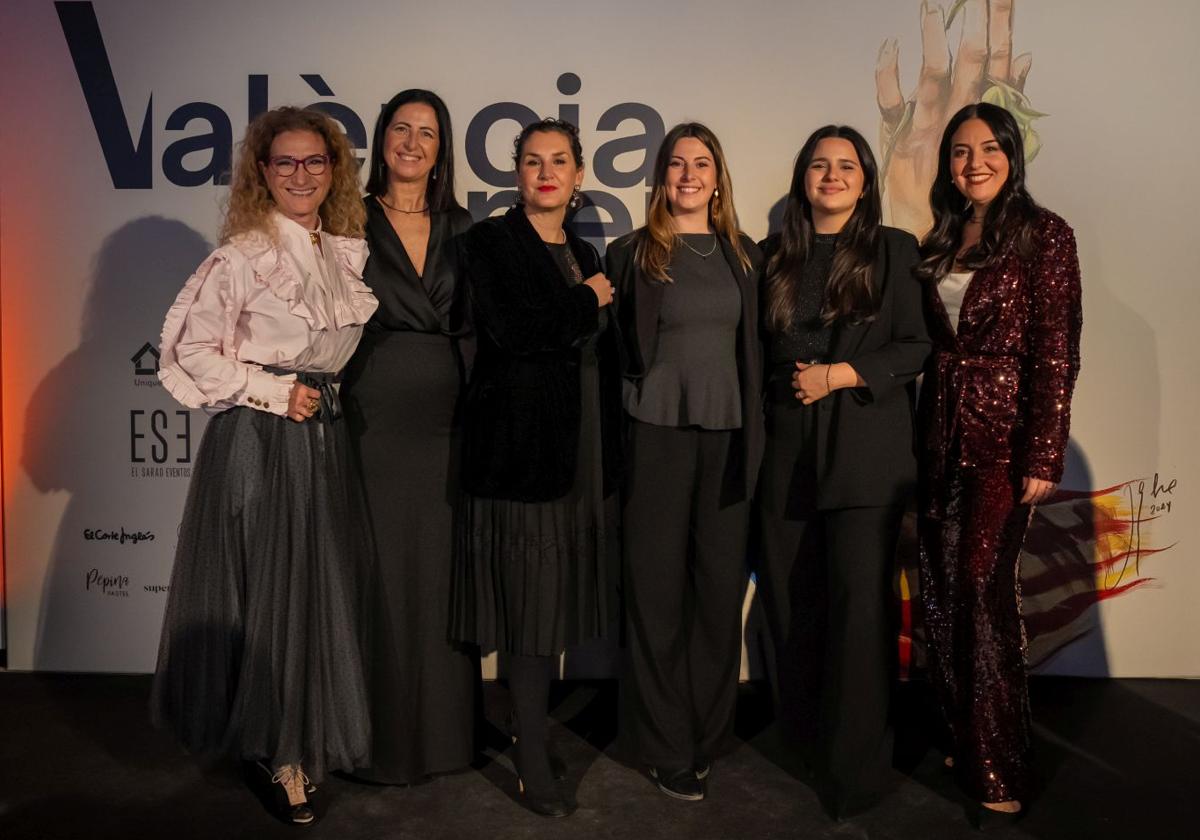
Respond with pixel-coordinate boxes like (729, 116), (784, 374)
(636, 122), (751, 282)
(220, 106), (365, 243)
(915, 102), (1040, 281)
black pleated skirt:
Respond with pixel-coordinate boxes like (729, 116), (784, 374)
(150, 403), (372, 782)
(451, 346), (618, 656)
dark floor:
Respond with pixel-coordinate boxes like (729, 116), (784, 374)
(0, 674), (1196, 840)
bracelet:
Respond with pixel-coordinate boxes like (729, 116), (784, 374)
(825, 363), (833, 395)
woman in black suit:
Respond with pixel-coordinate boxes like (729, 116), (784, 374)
(755, 125), (930, 816)
(451, 118), (619, 818)
(340, 89), (480, 785)
(607, 122), (762, 802)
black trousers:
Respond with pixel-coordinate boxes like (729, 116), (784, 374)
(755, 402), (902, 805)
(620, 421), (749, 769)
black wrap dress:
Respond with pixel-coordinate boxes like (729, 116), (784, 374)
(341, 199), (480, 783)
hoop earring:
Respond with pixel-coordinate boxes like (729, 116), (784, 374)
(570, 185), (582, 210)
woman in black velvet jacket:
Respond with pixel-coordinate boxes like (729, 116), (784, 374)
(459, 210), (623, 503)
(451, 118), (619, 819)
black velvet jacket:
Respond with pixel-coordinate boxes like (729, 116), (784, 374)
(606, 230), (765, 503)
(759, 226), (931, 509)
(461, 206), (623, 502)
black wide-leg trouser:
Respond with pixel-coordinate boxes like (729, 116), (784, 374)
(620, 420), (749, 770)
(755, 399), (901, 807)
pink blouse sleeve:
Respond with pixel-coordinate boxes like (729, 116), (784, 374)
(158, 249), (295, 416)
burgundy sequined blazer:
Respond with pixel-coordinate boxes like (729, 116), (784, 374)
(919, 209), (1082, 505)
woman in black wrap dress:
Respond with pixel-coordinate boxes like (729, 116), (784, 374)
(341, 89), (480, 784)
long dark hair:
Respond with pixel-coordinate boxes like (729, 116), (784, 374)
(765, 125), (881, 331)
(915, 102), (1040, 281)
(636, 122), (751, 282)
(365, 89), (460, 211)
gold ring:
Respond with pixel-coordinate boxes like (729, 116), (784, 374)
(307, 398), (319, 412)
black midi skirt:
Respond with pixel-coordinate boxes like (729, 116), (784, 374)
(451, 346), (618, 656)
(150, 403), (372, 782)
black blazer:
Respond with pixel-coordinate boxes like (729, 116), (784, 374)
(606, 230), (765, 503)
(461, 206), (622, 502)
(760, 226), (931, 510)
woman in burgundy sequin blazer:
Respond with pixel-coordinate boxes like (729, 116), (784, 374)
(915, 103), (1082, 823)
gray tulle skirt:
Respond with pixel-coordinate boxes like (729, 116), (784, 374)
(150, 403), (372, 781)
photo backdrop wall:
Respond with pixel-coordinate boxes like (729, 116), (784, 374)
(2, 0), (1196, 677)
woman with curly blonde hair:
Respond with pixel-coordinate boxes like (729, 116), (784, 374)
(220, 106), (366, 243)
(151, 106), (378, 826)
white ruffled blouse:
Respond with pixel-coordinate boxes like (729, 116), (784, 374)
(158, 212), (378, 417)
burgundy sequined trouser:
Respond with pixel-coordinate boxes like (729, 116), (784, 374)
(919, 463), (1033, 804)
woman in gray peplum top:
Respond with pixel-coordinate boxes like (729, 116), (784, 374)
(607, 122), (763, 802)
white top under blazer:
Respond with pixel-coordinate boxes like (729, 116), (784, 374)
(938, 271), (974, 335)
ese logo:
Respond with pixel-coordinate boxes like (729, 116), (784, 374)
(131, 410), (192, 466)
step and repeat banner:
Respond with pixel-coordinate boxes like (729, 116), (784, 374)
(1, 0), (1196, 676)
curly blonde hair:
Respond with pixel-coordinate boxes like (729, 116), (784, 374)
(220, 106), (365, 243)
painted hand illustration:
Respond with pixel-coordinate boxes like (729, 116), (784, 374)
(875, 0), (1041, 236)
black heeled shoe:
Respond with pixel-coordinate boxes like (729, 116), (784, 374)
(254, 761), (315, 826)
(506, 710), (568, 781)
(516, 775), (578, 818)
(969, 801), (1025, 831)
(510, 729), (576, 817)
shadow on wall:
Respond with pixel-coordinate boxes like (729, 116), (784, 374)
(1022, 440), (1106, 674)
(767, 195), (787, 238)
(24, 217), (211, 672)
(1024, 244), (1166, 677)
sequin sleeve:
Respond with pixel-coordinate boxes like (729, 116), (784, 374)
(1020, 213), (1083, 482)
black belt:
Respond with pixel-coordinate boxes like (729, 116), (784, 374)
(263, 366), (343, 421)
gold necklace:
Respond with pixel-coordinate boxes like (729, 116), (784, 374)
(679, 233), (718, 258)
(377, 195), (428, 214)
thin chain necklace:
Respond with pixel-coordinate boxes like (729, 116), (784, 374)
(678, 233), (718, 258)
(377, 195), (429, 214)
